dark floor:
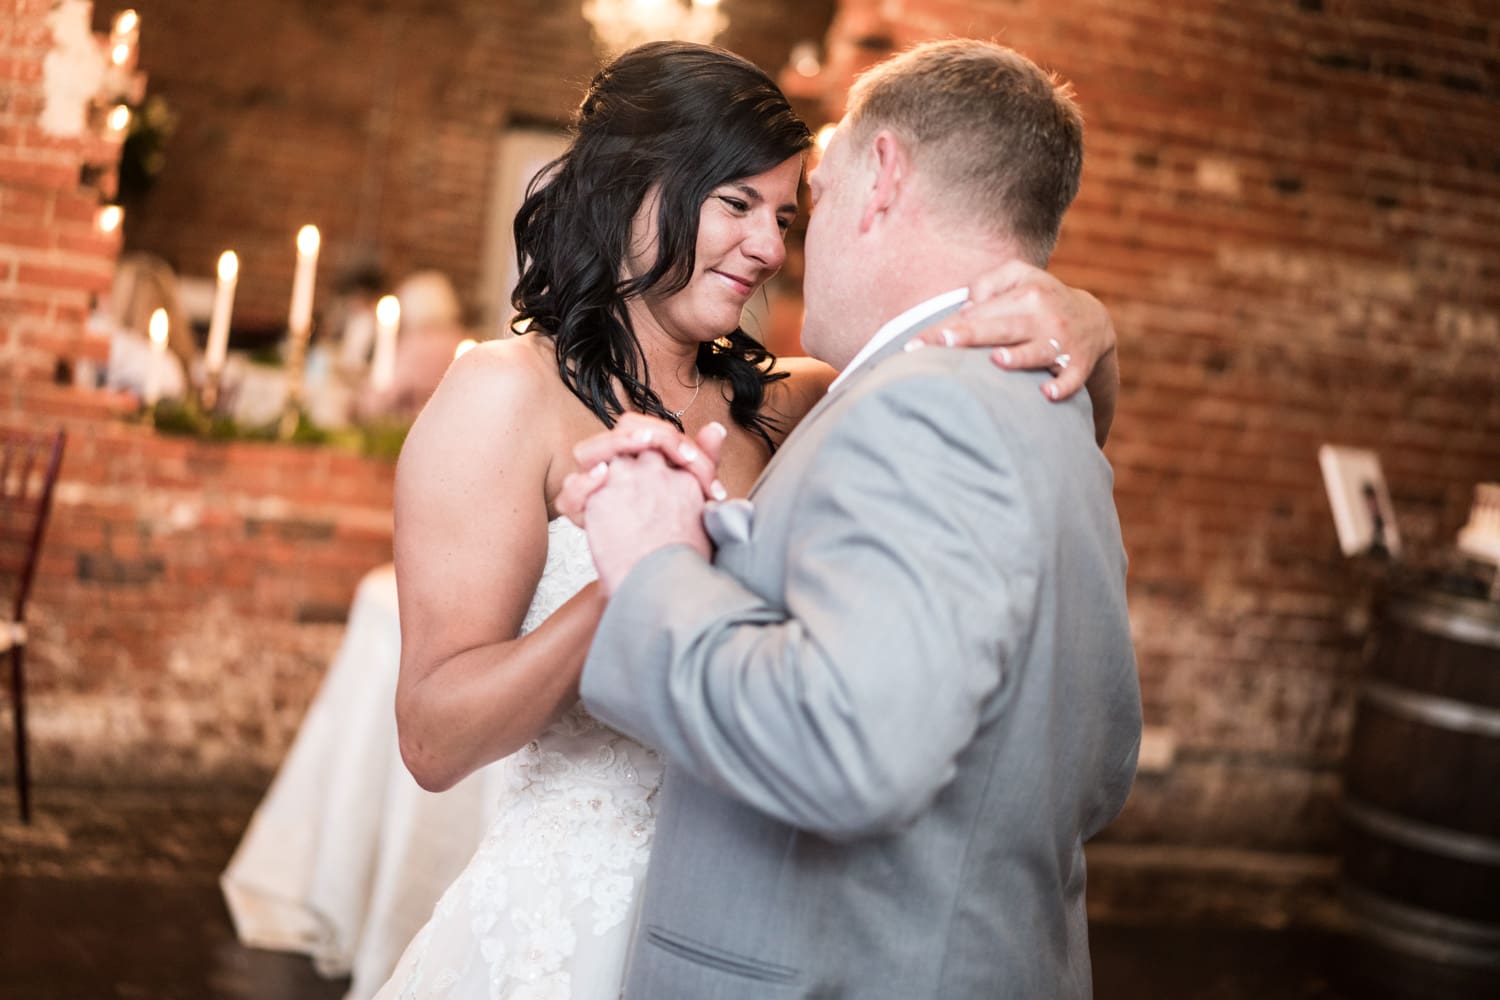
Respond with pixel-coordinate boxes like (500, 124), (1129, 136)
(0, 784), (1451, 999)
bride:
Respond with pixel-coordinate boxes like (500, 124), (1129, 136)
(377, 41), (1118, 999)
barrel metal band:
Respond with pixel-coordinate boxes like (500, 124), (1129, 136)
(1341, 883), (1500, 968)
(1391, 599), (1500, 650)
(1342, 797), (1500, 867)
(1360, 679), (1500, 739)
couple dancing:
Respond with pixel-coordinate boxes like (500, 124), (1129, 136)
(379, 38), (1139, 999)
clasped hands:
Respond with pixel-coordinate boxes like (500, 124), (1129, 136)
(558, 414), (724, 596)
(558, 263), (1118, 594)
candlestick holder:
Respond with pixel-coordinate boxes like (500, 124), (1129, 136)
(279, 326), (311, 440)
(200, 369), (223, 415)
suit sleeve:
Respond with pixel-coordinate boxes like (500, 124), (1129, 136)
(580, 373), (1044, 840)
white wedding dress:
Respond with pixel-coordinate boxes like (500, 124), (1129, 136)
(374, 517), (664, 1000)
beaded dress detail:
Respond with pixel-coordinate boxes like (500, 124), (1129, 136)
(374, 518), (663, 1000)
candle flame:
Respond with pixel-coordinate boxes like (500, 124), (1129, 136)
(111, 42), (131, 66)
(149, 308), (169, 346)
(97, 205), (123, 234)
(376, 295), (401, 327)
(296, 224), (321, 256)
(115, 10), (139, 35)
(217, 250), (239, 281)
(455, 338), (478, 360)
(107, 105), (131, 132)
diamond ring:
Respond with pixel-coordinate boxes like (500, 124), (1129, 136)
(1048, 337), (1071, 370)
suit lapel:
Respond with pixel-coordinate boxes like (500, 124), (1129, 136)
(750, 301), (969, 499)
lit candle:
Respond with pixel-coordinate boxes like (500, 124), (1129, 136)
(371, 294), (400, 392)
(288, 224), (320, 337)
(205, 251), (238, 375)
(145, 307), (168, 405)
(107, 105), (131, 133)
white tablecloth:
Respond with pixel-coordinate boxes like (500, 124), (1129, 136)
(221, 565), (509, 999)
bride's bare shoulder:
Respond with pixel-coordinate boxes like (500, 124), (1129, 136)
(763, 355), (837, 442)
(419, 335), (561, 420)
(398, 335), (562, 475)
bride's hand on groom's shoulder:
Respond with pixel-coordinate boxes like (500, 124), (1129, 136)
(905, 259), (1116, 403)
(557, 414), (728, 529)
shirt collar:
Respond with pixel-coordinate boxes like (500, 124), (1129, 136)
(827, 287), (970, 392)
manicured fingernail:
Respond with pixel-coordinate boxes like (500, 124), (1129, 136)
(904, 338), (927, 352)
(632, 429), (653, 444)
(940, 327), (957, 347)
(707, 421), (728, 441)
(1045, 383), (1060, 400)
(710, 480), (727, 501)
(590, 462), (607, 479)
(679, 443), (699, 462)
(998, 347), (1012, 366)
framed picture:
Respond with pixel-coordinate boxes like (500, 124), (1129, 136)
(1318, 445), (1401, 558)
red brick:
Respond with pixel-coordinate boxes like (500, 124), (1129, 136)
(0, 185), (51, 219)
(0, 153), (77, 189)
(0, 219), (54, 249)
(52, 193), (105, 223)
(15, 260), (111, 292)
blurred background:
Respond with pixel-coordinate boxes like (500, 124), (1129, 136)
(2, 0), (1497, 997)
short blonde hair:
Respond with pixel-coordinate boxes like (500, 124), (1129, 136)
(845, 39), (1084, 264)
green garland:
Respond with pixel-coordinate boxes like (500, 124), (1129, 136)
(146, 398), (409, 462)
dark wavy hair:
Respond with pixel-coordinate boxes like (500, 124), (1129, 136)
(510, 41), (813, 449)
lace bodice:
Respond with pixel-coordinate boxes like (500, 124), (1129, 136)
(379, 518), (664, 1000)
(517, 517), (599, 638)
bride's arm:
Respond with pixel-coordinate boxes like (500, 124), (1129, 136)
(774, 264), (1118, 445)
(393, 342), (604, 792)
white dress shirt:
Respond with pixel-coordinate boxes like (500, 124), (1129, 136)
(827, 287), (969, 393)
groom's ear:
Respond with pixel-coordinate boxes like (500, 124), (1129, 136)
(860, 129), (911, 234)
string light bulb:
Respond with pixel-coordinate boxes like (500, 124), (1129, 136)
(97, 205), (124, 234)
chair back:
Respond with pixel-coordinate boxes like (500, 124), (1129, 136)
(0, 427), (67, 623)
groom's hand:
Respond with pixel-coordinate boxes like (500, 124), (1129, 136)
(582, 450), (711, 596)
(558, 414), (727, 527)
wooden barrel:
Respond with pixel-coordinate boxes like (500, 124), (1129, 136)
(1340, 586), (1500, 997)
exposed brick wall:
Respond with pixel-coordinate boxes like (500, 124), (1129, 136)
(2, 1), (395, 785)
(841, 0), (1499, 862)
(18, 382), (395, 782)
(2, 0), (123, 384)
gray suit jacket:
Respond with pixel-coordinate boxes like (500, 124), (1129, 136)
(581, 312), (1141, 999)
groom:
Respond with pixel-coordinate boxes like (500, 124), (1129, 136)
(570, 40), (1140, 999)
